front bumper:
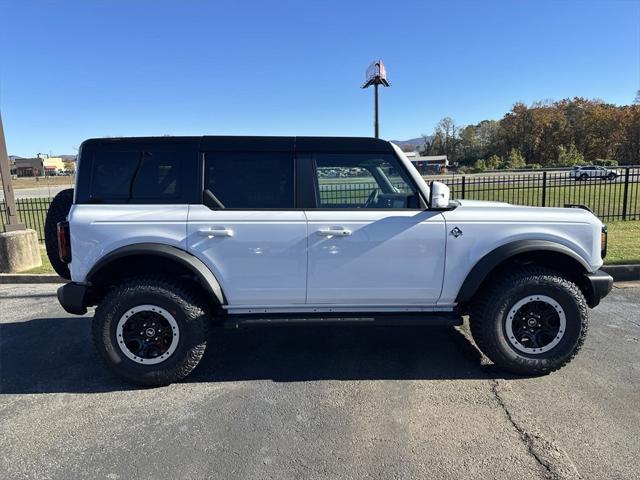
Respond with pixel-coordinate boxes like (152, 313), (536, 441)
(57, 282), (89, 315)
(584, 270), (613, 308)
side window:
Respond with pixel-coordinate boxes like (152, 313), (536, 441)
(90, 151), (139, 201)
(132, 151), (180, 199)
(89, 147), (184, 203)
(313, 153), (417, 209)
(204, 152), (294, 209)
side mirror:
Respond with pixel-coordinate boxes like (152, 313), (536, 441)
(429, 181), (450, 208)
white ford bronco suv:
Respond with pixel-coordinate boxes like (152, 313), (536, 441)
(47, 136), (613, 386)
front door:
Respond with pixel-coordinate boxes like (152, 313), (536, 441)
(187, 150), (307, 307)
(304, 153), (446, 306)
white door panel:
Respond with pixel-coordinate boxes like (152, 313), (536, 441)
(187, 206), (307, 306)
(305, 210), (446, 305)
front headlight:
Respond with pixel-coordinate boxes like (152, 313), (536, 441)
(601, 225), (608, 259)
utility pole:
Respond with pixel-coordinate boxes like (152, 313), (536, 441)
(361, 60), (390, 138)
(0, 111), (25, 231)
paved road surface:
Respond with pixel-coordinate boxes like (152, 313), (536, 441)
(1, 284), (638, 479)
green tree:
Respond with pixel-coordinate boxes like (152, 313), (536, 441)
(472, 159), (487, 173)
(556, 143), (584, 166)
(459, 125), (480, 161)
(505, 148), (526, 169)
(485, 154), (502, 170)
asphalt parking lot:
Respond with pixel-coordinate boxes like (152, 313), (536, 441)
(1, 283), (638, 480)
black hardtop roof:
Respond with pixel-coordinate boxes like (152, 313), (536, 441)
(81, 136), (394, 153)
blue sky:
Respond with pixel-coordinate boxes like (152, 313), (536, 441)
(1, 0), (638, 156)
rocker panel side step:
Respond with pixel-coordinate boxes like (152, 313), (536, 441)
(223, 312), (463, 329)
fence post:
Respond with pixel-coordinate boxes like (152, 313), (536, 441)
(461, 176), (466, 199)
(541, 171), (547, 207)
(622, 167), (630, 221)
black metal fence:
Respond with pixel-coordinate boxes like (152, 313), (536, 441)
(0, 197), (52, 241)
(319, 167), (639, 221)
(1, 167), (639, 242)
(445, 166), (640, 221)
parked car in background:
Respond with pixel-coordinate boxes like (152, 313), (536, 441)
(572, 165), (617, 181)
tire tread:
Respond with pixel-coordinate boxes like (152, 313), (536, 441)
(92, 275), (209, 386)
(469, 266), (589, 375)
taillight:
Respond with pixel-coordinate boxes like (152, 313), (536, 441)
(600, 225), (608, 259)
(57, 221), (71, 263)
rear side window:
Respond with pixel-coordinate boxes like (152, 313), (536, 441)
(132, 151), (181, 199)
(85, 146), (189, 203)
(90, 151), (139, 200)
(204, 152), (294, 209)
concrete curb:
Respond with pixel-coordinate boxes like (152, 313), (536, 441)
(0, 274), (65, 284)
(601, 264), (640, 282)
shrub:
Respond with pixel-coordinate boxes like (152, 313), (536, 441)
(593, 158), (619, 167)
(506, 148), (526, 169)
(486, 154), (502, 170)
(557, 144), (585, 166)
(472, 159), (487, 173)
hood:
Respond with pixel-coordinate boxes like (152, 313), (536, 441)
(452, 199), (602, 228)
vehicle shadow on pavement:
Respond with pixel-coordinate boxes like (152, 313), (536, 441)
(1, 318), (517, 394)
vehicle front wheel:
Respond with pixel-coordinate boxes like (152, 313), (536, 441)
(92, 276), (210, 386)
(469, 267), (588, 375)
(607, 172), (617, 180)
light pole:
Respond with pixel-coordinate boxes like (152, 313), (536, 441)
(361, 60), (390, 138)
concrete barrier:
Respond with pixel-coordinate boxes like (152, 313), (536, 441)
(0, 229), (41, 273)
(601, 264), (640, 282)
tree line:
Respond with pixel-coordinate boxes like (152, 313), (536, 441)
(418, 95), (640, 171)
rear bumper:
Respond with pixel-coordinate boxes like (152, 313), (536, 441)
(584, 270), (613, 308)
(57, 282), (89, 315)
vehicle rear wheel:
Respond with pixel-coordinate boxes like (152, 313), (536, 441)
(92, 276), (210, 386)
(44, 188), (74, 279)
(607, 172), (617, 180)
(469, 267), (588, 375)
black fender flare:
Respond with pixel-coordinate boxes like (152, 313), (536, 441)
(455, 240), (591, 304)
(86, 243), (226, 305)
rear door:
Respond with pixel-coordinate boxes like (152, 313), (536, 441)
(187, 144), (308, 307)
(302, 151), (446, 306)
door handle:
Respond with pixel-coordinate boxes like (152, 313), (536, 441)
(198, 226), (233, 237)
(317, 227), (352, 237)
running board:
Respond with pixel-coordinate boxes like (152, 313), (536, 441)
(223, 312), (463, 329)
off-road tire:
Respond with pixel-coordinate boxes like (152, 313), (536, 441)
(92, 276), (209, 386)
(469, 267), (588, 375)
(44, 188), (74, 279)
